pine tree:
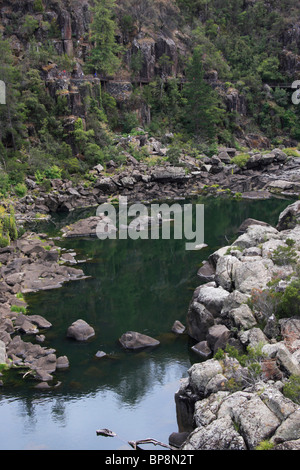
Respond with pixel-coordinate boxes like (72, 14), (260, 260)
(183, 46), (221, 141)
(88, 0), (122, 76)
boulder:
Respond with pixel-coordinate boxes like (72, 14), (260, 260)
(215, 255), (240, 291)
(191, 341), (212, 359)
(232, 224), (280, 249)
(171, 320), (185, 334)
(151, 166), (187, 182)
(237, 218), (270, 233)
(188, 359), (223, 396)
(197, 261), (215, 282)
(271, 410), (300, 445)
(94, 177), (118, 193)
(182, 416), (246, 450)
(277, 200), (300, 231)
(56, 356), (69, 369)
(119, 331), (160, 350)
(218, 392), (281, 449)
(229, 304), (257, 330)
(197, 284), (230, 317)
(61, 216), (117, 238)
(239, 327), (269, 348)
(67, 319), (95, 341)
(186, 300), (215, 342)
(206, 325), (231, 354)
(232, 259), (273, 294)
(0, 340), (7, 365)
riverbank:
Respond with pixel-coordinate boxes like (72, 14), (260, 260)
(8, 141), (300, 228)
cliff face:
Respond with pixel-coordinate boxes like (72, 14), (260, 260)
(0, 0), (191, 127)
(1, 0), (300, 151)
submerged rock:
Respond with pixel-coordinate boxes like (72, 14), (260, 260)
(119, 331), (160, 350)
(61, 215), (117, 238)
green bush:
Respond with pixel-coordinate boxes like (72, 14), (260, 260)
(44, 165), (62, 179)
(33, 0), (44, 12)
(10, 305), (26, 314)
(255, 440), (275, 450)
(0, 206), (18, 246)
(0, 236), (9, 248)
(0, 172), (10, 196)
(271, 244), (298, 266)
(283, 374), (300, 404)
(231, 153), (250, 168)
(277, 279), (300, 318)
(14, 183), (27, 198)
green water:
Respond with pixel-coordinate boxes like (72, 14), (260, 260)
(0, 197), (292, 450)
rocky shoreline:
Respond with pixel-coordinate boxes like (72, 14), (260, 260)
(172, 200), (300, 450)
(0, 232), (88, 387)
(10, 140), (300, 227)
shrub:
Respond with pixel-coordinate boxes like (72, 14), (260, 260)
(0, 206), (18, 246)
(21, 15), (39, 38)
(271, 244), (298, 266)
(14, 183), (27, 198)
(44, 165), (62, 179)
(277, 279), (300, 318)
(283, 374), (300, 404)
(0, 236), (9, 248)
(248, 286), (281, 322)
(0, 173), (10, 196)
(255, 440), (275, 450)
(231, 153), (250, 168)
(10, 305), (26, 314)
(167, 144), (182, 165)
(33, 0), (44, 12)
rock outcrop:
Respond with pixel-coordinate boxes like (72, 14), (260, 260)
(174, 202), (300, 450)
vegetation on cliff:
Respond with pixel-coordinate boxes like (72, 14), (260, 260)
(0, 0), (300, 195)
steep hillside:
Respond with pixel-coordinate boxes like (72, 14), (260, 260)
(0, 0), (300, 194)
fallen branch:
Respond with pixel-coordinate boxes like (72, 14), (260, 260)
(96, 428), (176, 450)
(96, 428), (117, 438)
(128, 438), (175, 450)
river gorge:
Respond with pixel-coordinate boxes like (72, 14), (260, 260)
(0, 196), (293, 450)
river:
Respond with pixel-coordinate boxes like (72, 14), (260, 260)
(0, 196), (292, 450)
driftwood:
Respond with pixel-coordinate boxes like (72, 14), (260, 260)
(96, 428), (117, 438)
(128, 439), (175, 450)
(96, 428), (176, 450)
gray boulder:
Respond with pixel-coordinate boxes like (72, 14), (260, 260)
(186, 300), (215, 342)
(197, 284), (230, 317)
(67, 319), (95, 341)
(119, 331), (160, 350)
(182, 416), (246, 450)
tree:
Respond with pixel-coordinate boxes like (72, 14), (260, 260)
(88, 0), (121, 76)
(183, 46), (222, 141)
(0, 40), (26, 151)
(117, 0), (154, 33)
